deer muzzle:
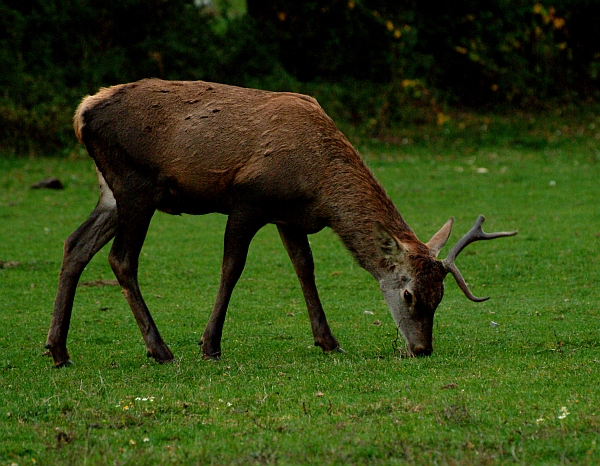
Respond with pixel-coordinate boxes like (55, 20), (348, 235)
(407, 342), (433, 357)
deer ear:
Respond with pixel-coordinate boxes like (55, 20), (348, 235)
(426, 217), (454, 259)
(374, 222), (408, 262)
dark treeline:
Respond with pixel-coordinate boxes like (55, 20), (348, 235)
(1, 0), (598, 155)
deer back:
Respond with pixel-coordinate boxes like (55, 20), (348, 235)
(75, 79), (370, 227)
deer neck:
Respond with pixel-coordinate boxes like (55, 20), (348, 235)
(325, 166), (420, 279)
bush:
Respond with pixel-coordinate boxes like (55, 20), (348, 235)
(247, 0), (600, 106)
(0, 0), (272, 155)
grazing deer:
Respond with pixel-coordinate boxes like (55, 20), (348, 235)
(46, 79), (516, 367)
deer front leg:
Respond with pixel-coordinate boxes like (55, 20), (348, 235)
(108, 198), (174, 363)
(277, 225), (341, 353)
(46, 204), (118, 367)
(201, 211), (264, 360)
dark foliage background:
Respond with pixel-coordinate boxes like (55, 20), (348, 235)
(248, 0), (599, 103)
(1, 0), (598, 155)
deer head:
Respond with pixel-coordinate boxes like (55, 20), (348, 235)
(375, 215), (517, 356)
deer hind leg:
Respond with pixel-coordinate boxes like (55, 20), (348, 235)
(277, 225), (341, 353)
(107, 181), (174, 363)
(46, 176), (118, 367)
(201, 210), (264, 360)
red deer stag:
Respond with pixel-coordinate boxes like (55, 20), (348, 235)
(46, 79), (517, 367)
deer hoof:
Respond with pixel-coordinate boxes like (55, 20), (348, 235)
(46, 343), (73, 368)
(146, 346), (174, 363)
(314, 337), (341, 352)
(202, 351), (221, 361)
(54, 359), (75, 368)
(200, 338), (222, 360)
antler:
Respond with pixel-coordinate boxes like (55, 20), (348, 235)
(442, 215), (517, 302)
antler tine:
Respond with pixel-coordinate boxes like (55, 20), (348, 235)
(445, 263), (490, 302)
(443, 215), (518, 302)
(443, 215), (518, 265)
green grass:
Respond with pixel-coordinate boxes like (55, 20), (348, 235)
(1, 113), (599, 465)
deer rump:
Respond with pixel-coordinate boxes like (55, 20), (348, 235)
(46, 78), (516, 367)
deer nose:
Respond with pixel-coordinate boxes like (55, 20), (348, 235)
(411, 345), (433, 357)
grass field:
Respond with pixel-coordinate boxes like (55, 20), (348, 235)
(1, 112), (599, 464)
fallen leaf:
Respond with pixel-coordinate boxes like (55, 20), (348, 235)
(441, 383), (458, 390)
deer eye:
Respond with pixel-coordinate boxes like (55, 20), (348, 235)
(403, 290), (413, 304)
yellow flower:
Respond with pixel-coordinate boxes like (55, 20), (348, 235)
(401, 79), (419, 88)
(553, 17), (565, 29)
(437, 113), (451, 126)
(385, 20), (394, 32)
